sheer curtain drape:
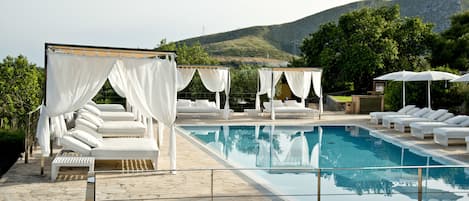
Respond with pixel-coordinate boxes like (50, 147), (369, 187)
(176, 68), (196, 92)
(198, 69), (227, 109)
(284, 71), (312, 105)
(36, 52), (116, 156)
(255, 69), (282, 111)
(312, 71), (323, 113)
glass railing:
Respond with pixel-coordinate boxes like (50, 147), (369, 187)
(85, 165), (469, 201)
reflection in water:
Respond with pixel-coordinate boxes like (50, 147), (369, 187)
(183, 125), (469, 201)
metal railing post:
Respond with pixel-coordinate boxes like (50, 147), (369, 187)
(317, 168), (321, 201)
(211, 169), (214, 201)
(418, 168), (422, 201)
(86, 172), (96, 201)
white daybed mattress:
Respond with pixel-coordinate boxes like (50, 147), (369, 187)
(75, 118), (145, 138)
(92, 138), (158, 159)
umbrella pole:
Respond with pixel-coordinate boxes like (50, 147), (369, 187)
(403, 81), (406, 108)
(427, 80), (431, 109)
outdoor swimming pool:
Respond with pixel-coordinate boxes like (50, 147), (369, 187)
(180, 125), (469, 201)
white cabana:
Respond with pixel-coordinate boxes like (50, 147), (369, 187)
(36, 43), (179, 172)
(256, 67), (323, 120)
(176, 65), (230, 119)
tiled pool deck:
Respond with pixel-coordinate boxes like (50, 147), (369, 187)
(1, 112), (468, 201)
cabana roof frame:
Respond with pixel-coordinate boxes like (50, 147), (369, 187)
(46, 43), (176, 59)
(178, 64), (229, 70)
(266, 67), (322, 72)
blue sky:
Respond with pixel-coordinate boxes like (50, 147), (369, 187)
(0, 0), (359, 65)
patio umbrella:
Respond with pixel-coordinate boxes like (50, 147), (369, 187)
(374, 70), (418, 108)
(451, 73), (469, 82)
(403, 71), (460, 109)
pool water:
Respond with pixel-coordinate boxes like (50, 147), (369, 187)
(180, 125), (469, 201)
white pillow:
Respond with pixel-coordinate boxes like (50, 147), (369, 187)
(83, 104), (102, 116)
(195, 99), (211, 108)
(76, 118), (99, 131)
(75, 123), (102, 140)
(436, 113), (454, 121)
(285, 100), (303, 108)
(273, 100), (284, 107)
(78, 112), (104, 127)
(88, 101), (97, 107)
(177, 99), (192, 107)
(445, 115), (468, 124)
(71, 130), (103, 148)
(61, 135), (92, 155)
(427, 109), (447, 120)
(459, 118), (469, 127)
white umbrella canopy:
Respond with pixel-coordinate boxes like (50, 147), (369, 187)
(374, 70), (418, 107)
(403, 71), (460, 109)
(450, 73), (469, 82)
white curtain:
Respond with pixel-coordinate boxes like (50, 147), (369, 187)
(255, 69), (282, 111)
(223, 71), (231, 119)
(108, 66), (127, 98)
(198, 68), (227, 108)
(36, 52), (116, 156)
(176, 68), (196, 92)
(284, 71), (312, 105)
(120, 57), (178, 170)
(312, 71), (323, 113)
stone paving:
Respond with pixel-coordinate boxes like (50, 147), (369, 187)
(1, 112), (468, 201)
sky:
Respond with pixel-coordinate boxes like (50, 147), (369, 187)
(0, 0), (360, 65)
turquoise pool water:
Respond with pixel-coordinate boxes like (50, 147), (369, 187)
(180, 125), (469, 201)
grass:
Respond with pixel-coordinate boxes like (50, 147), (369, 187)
(330, 95), (352, 103)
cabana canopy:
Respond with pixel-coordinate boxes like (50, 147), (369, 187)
(176, 65), (231, 119)
(36, 43), (179, 170)
(256, 67), (323, 119)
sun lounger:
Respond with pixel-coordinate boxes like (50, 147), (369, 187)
(88, 101), (126, 112)
(433, 127), (469, 146)
(392, 109), (449, 132)
(370, 105), (416, 124)
(81, 103), (135, 121)
(382, 107), (428, 128)
(75, 112), (146, 138)
(409, 115), (469, 139)
(60, 130), (158, 169)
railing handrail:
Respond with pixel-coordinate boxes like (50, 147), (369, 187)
(92, 164), (469, 174)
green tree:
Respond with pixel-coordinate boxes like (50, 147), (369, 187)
(298, 6), (434, 93)
(431, 11), (469, 71)
(0, 55), (42, 128)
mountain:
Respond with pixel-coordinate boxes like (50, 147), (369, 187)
(179, 0), (464, 63)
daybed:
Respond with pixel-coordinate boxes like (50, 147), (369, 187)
(75, 111), (146, 138)
(369, 105), (416, 124)
(433, 127), (469, 146)
(392, 109), (449, 132)
(60, 129), (158, 169)
(409, 115), (469, 139)
(262, 100), (319, 119)
(176, 99), (223, 116)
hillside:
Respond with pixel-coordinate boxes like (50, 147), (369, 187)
(180, 0), (463, 62)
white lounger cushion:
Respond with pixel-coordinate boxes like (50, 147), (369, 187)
(98, 121), (146, 135)
(100, 111), (135, 121)
(92, 138), (158, 159)
(61, 135), (92, 155)
(264, 107), (316, 113)
(177, 107), (221, 113)
(96, 104), (125, 112)
(436, 113), (454, 121)
(445, 115), (469, 124)
(370, 105), (415, 116)
(284, 100), (303, 108)
(79, 111), (104, 127)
